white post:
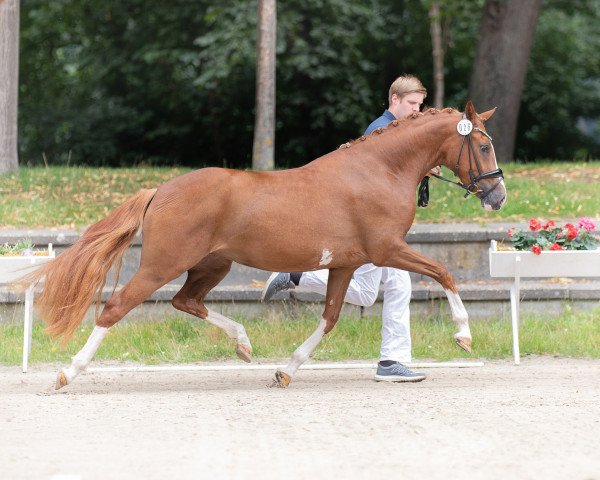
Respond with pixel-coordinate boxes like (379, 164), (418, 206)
(20, 245), (54, 373)
(22, 284), (34, 373)
(510, 255), (521, 365)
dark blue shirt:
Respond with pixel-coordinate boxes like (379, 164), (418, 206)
(364, 110), (396, 135)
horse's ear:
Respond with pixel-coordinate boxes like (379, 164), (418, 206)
(465, 100), (476, 121)
(478, 107), (497, 122)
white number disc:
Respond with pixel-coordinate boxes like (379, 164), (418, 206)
(457, 119), (473, 136)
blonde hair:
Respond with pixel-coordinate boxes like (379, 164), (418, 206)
(388, 75), (427, 104)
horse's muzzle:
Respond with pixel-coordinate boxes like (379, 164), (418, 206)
(480, 179), (507, 211)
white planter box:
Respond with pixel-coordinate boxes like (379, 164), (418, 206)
(488, 240), (600, 365)
(0, 248), (56, 284)
(489, 240), (600, 278)
(0, 245), (55, 373)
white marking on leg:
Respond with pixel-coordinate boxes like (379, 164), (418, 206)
(444, 289), (471, 339)
(281, 318), (326, 377)
(63, 326), (108, 383)
(319, 249), (333, 266)
(206, 309), (251, 347)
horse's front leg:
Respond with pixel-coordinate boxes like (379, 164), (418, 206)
(270, 267), (356, 388)
(376, 242), (471, 353)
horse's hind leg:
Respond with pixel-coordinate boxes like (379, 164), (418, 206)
(55, 325), (108, 390)
(55, 269), (175, 390)
(171, 254), (253, 362)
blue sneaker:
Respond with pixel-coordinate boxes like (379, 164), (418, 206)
(374, 362), (426, 382)
(261, 272), (295, 302)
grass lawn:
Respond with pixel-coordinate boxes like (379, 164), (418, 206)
(1, 162), (600, 228)
(0, 166), (189, 228)
(1, 308), (599, 365)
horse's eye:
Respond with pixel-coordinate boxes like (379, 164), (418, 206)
(480, 144), (490, 154)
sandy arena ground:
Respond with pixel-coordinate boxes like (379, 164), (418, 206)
(1, 357), (599, 480)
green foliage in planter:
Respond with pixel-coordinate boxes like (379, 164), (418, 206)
(509, 218), (599, 253)
(0, 239), (35, 257)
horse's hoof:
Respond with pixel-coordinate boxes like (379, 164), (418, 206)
(268, 370), (291, 388)
(236, 343), (253, 363)
(55, 371), (68, 390)
(455, 336), (472, 353)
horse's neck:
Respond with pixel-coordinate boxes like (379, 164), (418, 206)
(363, 116), (458, 180)
(307, 114), (459, 189)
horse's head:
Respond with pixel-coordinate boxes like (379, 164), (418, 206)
(445, 101), (507, 211)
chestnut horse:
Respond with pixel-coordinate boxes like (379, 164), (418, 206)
(22, 101), (506, 389)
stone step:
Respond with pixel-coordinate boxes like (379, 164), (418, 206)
(2, 280), (599, 324)
(2, 224), (599, 322)
(0, 222), (522, 285)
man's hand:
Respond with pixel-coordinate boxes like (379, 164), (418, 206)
(427, 166), (441, 177)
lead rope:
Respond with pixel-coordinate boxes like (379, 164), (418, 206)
(417, 172), (472, 208)
(418, 129), (471, 207)
(417, 176), (430, 207)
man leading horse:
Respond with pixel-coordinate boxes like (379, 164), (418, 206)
(262, 75), (439, 383)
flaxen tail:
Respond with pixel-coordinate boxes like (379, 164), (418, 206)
(18, 189), (157, 345)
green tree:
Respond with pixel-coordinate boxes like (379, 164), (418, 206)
(469, 0), (543, 163)
(19, 0), (210, 166)
(424, 0), (485, 108)
(18, 1), (437, 168)
(516, 0), (600, 160)
(16, 0), (599, 169)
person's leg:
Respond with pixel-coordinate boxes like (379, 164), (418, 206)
(299, 264), (382, 306)
(261, 271), (301, 301)
(379, 267), (412, 362)
(374, 267), (425, 382)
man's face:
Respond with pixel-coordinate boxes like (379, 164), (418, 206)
(389, 92), (426, 120)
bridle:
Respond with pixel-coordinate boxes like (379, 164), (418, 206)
(431, 113), (504, 200)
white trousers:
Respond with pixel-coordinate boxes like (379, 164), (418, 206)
(299, 264), (412, 362)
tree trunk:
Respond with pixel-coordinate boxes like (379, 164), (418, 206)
(469, 0), (542, 163)
(252, 0), (276, 171)
(429, 1), (444, 108)
(0, 0), (20, 173)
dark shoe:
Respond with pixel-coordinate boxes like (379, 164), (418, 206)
(261, 272), (295, 302)
(374, 362), (426, 382)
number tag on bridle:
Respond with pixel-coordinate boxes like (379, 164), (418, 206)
(457, 119), (473, 136)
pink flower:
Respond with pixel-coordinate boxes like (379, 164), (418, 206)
(577, 217), (596, 232)
(508, 228), (517, 238)
(531, 245), (542, 255)
(550, 243), (563, 251)
(529, 218), (542, 232)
